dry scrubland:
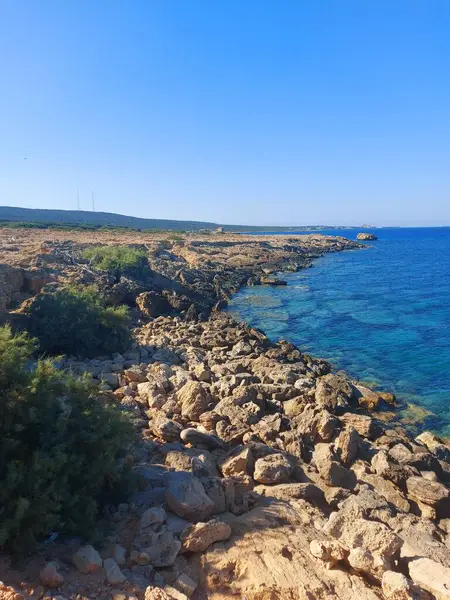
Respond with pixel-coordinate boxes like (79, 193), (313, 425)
(0, 227), (450, 600)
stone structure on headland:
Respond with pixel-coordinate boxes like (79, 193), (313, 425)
(0, 228), (449, 600)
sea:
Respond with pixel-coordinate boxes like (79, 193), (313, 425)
(227, 228), (450, 436)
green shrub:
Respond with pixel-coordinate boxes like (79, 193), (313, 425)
(83, 246), (149, 279)
(26, 286), (131, 358)
(0, 325), (135, 552)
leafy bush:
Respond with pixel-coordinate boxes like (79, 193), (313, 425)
(83, 246), (149, 279)
(26, 286), (132, 358)
(0, 325), (135, 551)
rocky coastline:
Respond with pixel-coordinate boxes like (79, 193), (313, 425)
(1, 229), (450, 600)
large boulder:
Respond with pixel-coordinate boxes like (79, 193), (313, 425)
(180, 427), (223, 449)
(151, 414), (183, 442)
(315, 374), (353, 413)
(136, 291), (171, 318)
(253, 453), (293, 484)
(324, 512), (402, 577)
(180, 519), (232, 553)
(135, 527), (181, 567)
(72, 545), (103, 574)
(416, 431), (450, 462)
(165, 472), (215, 522)
(312, 443), (356, 489)
(177, 381), (210, 421)
(408, 557), (450, 599)
(406, 476), (450, 518)
(219, 447), (253, 477)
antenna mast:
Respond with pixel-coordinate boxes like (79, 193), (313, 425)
(77, 188), (80, 211)
(92, 191), (95, 212)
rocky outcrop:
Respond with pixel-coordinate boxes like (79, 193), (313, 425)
(1, 230), (448, 600)
(357, 232), (378, 240)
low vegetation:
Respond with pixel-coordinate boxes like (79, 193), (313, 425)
(0, 325), (135, 551)
(83, 245), (149, 279)
(26, 285), (132, 358)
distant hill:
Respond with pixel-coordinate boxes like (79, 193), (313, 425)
(0, 206), (223, 231)
(0, 205), (362, 233)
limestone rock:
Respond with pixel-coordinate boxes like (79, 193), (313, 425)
(220, 447), (253, 477)
(253, 453), (293, 484)
(335, 426), (362, 466)
(39, 562), (64, 588)
(144, 587), (172, 600)
(151, 414), (183, 442)
(165, 471), (215, 522)
(416, 431), (450, 462)
(406, 476), (450, 517)
(409, 557), (450, 599)
(136, 527), (181, 567)
(381, 570), (430, 600)
(354, 384), (383, 411)
(180, 427), (223, 449)
(180, 519), (232, 552)
(141, 507), (167, 530)
(104, 558), (127, 585)
(313, 443), (356, 489)
(357, 232), (378, 240)
(309, 540), (347, 568)
(73, 545), (103, 574)
(178, 381), (210, 421)
(173, 573), (197, 598)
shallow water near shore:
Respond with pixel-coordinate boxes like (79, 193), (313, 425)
(228, 227), (450, 436)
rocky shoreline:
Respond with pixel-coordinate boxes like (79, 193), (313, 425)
(1, 230), (450, 600)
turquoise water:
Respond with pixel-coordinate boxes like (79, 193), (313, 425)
(228, 228), (450, 435)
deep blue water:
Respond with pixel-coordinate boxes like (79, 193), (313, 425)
(228, 228), (450, 435)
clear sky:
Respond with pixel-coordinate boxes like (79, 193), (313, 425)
(1, 1), (450, 226)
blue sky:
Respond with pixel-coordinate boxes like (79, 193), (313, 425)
(1, 1), (450, 226)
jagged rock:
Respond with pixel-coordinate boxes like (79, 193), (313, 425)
(165, 471), (215, 521)
(180, 427), (223, 449)
(416, 431), (450, 462)
(199, 411), (222, 431)
(255, 482), (325, 504)
(173, 573), (197, 598)
(73, 545), (103, 574)
(283, 396), (310, 417)
(138, 382), (166, 409)
(409, 557), (450, 599)
(124, 368), (147, 383)
(381, 570), (431, 600)
(315, 374), (353, 413)
(335, 426), (362, 466)
(104, 558), (127, 585)
(253, 453), (293, 484)
(194, 364), (212, 382)
(199, 476), (227, 514)
(151, 414), (183, 441)
(137, 291), (171, 317)
(219, 447), (253, 477)
(177, 381), (210, 421)
(313, 443), (356, 489)
(180, 518), (232, 552)
(136, 527), (181, 567)
(39, 562), (64, 587)
(353, 384), (383, 411)
(141, 507), (167, 530)
(406, 476), (450, 518)
(144, 586), (172, 600)
(324, 486), (351, 509)
(309, 540), (348, 569)
(339, 413), (382, 439)
(324, 510), (403, 577)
